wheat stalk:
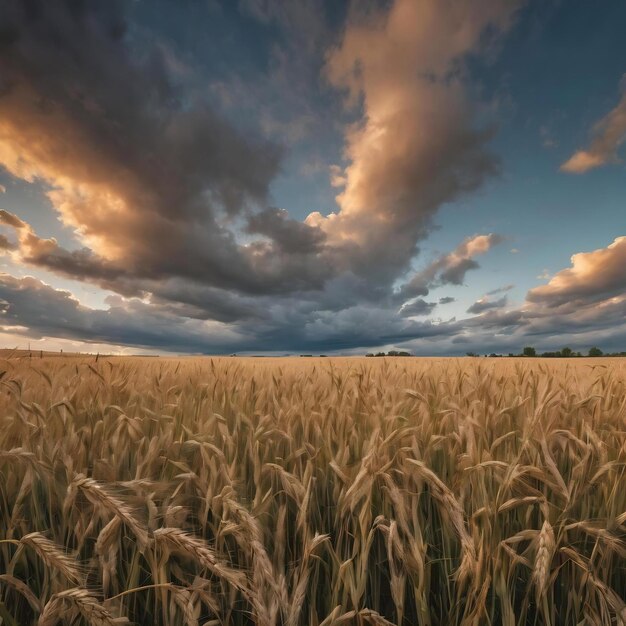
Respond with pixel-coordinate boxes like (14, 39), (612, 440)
(0, 355), (624, 625)
(533, 520), (555, 598)
(20, 532), (83, 585)
(70, 474), (149, 549)
(38, 588), (128, 626)
(153, 527), (248, 592)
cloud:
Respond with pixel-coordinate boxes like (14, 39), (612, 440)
(0, 235), (16, 251)
(4, 235), (626, 355)
(466, 295), (508, 314)
(0, 209), (27, 230)
(405, 235), (626, 354)
(0, 0), (525, 353)
(399, 233), (504, 299)
(407, 236), (626, 353)
(561, 75), (626, 173)
(1, 4), (613, 356)
(236, 0), (336, 147)
(307, 0), (519, 284)
(439, 296), (456, 304)
(527, 236), (626, 307)
(0, 0), (314, 298)
(246, 208), (326, 255)
(487, 284), (514, 295)
(0, 213), (508, 351)
(0, 272), (464, 353)
(452, 236), (626, 352)
(0, 210), (128, 288)
(0, 273), (242, 353)
(400, 298), (437, 317)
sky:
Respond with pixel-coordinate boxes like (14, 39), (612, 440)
(0, 0), (626, 356)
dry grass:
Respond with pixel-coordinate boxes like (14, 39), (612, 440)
(0, 355), (624, 625)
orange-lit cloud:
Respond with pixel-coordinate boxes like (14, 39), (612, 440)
(527, 236), (626, 306)
(561, 76), (626, 173)
(0, 0), (536, 354)
(307, 0), (519, 282)
(0, 1), (518, 305)
(0, 1), (292, 294)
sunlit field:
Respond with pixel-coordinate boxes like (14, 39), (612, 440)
(0, 355), (625, 625)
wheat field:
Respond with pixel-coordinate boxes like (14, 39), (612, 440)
(0, 355), (624, 626)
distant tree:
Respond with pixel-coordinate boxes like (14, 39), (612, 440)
(561, 347), (573, 357)
(466, 352), (478, 357)
(588, 346), (603, 357)
(522, 346), (536, 357)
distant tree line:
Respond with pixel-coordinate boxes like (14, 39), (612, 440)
(365, 347), (626, 358)
(466, 346), (626, 358)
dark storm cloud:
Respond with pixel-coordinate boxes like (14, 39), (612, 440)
(4, 251), (626, 355)
(400, 299), (438, 317)
(0, 273), (244, 353)
(147, 280), (267, 323)
(246, 208), (326, 254)
(464, 309), (525, 331)
(0, 0), (533, 353)
(236, 0), (338, 146)
(0, 0), (333, 298)
(0, 273), (466, 353)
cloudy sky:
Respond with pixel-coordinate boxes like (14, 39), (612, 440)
(0, 0), (625, 355)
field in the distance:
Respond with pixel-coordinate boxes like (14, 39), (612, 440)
(0, 356), (624, 626)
